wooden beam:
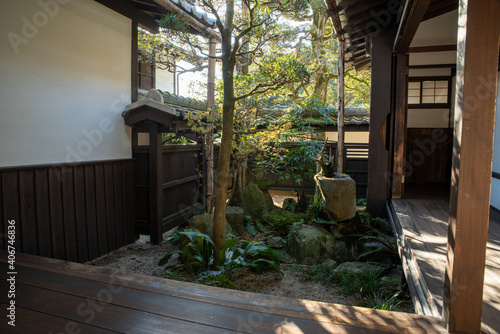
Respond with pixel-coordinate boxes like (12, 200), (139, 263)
(337, 39), (345, 173)
(324, 0), (344, 39)
(149, 123), (162, 244)
(422, 0), (458, 22)
(153, 0), (220, 41)
(392, 53), (408, 199)
(443, 0), (500, 332)
(393, 0), (432, 53)
(408, 64), (456, 69)
(408, 44), (457, 53)
(95, 0), (159, 33)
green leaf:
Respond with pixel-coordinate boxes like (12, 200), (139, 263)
(158, 250), (182, 266)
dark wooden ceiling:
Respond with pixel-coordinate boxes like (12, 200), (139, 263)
(325, 0), (459, 70)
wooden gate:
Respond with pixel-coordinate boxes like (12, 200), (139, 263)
(133, 143), (204, 243)
(123, 95), (206, 244)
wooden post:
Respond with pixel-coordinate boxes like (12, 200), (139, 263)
(443, 0), (500, 332)
(392, 53), (408, 198)
(337, 39), (345, 174)
(206, 37), (216, 213)
(366, 27), (396, 217)
(149, 123), (163, 244)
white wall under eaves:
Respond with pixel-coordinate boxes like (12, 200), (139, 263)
(0, 0), (132, 168)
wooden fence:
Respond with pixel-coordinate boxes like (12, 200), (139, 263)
(133, 144), (205, 241)
(0, 159), (135, 263)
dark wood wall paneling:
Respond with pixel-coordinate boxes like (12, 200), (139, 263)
(0, 160), (135, 263)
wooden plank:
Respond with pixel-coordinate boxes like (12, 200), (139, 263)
(61, 166), (79, 262)
(94, 164), (109, 256)
(0, 304), (116, 334)
(113, 163), (125, 248)
(392, 53), (408, 199)
(149, 123), (162, 244)
(390, 200), (500, 333)
(34, 169), (52, 257)
(1, 171), (21, 252)
(393, 0), (432, 53)
(74, 165), (89, 263)
(390, 200), (445, 317)
(104, 163), (117, 251)
(1, 252), (447, 333)
(48, 168), (65, 259)
(443, 1), (500, 332)
(84, 165), (99, 260)
(1, 265), (382, 334)
(18, 170), (38, 255)
(2, 282), (236, 334)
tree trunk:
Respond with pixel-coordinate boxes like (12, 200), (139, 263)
(313, 73), (332, 103)
(212, 0), (235, 266)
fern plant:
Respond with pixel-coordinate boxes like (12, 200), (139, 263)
(354, 225), (399, 262)
(158, 230), (283, 277)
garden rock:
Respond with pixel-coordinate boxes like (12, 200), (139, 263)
(254, 179), (275, 211)
(315, 174), (356, 221)
(321, 258), (338, 269)
(332, 262), (387, 276)
(189, 213), (232, 240)
(226, 206), (245, 235)
(266, 236), (285, 248)
(241, 182), (268, 217)
(263, 191), (275, 211)
(287, 225), (343, 264)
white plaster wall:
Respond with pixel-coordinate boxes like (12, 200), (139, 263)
(156, 68), (175, 93)
(409, 51), (457, 66)
(407, 109), (450, 128)
(410, 10), (458, 47)
(325, 131), (369, 144)
(408, 68), (451, 77)
(490, 72), (500, 210)
(0, 0), (132, 167)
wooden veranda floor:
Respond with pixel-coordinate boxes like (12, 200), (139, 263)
(0, 252), (447, 333)
(389, 199), (500, 334)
